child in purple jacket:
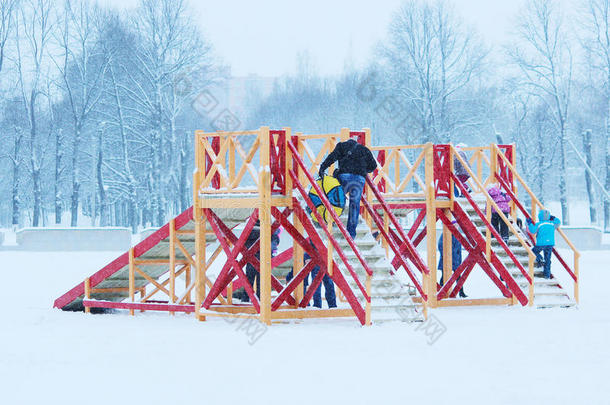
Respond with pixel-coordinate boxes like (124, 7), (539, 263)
(487, 185), (511, 243)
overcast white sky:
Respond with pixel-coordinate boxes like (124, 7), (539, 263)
(103, 0), (527, 77)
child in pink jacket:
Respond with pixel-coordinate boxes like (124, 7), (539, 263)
(487, 185), (511, 243)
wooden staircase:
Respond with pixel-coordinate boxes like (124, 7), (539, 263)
(332, 220), (423, 322)
(272, 210), (423, 322)
(460, 196), (577, 308)
(54, 207), (252, 311)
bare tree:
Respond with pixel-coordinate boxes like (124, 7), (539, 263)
(53, 0), (109, 226)
(0, 98), (25, 226)
(119, 0), (215, 225)
(382, 0), (487, 143)
(14, 0), (54, 227)
(581, 0), (610, 231)
(0, 0), (18, 74)
(509, 0), (573, 224)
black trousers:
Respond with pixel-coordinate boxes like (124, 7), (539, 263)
(245, 262), (260, 300)
(491, 212), (509, 241)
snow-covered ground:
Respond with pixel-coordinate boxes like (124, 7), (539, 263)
(1, 248), (609, 405)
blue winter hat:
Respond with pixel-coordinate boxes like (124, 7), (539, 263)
(538, 210), (551, 221)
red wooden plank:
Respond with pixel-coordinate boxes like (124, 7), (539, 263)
(452, 174), (531, 283)
(408, 209), (426, 239)
(271, 247), (293, 268)
(299, 265), (326, 308)
(372, 203), (427, 210)
(271, 261), (317, 311)
(496, 175), (577, 282)
(288, 141), (374, 278)
(449, 199), (528, 305)
(203, 209), (260, 311)
(277, 196), (367, 322)
(361, 197), (426, 298)
(207, 206), (296, 305)
(289, 169), (369, 299)
(366, 176), (429, 275)
(327, 261), (366, 324)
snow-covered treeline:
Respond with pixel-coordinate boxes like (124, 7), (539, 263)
(0, 0), (222, 231)
(246, 0), (610, 230)
(0, 0), (609, 232)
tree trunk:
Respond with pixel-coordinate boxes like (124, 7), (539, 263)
(11, 162), (19, 226)
(55, 130), (62, 224)
(535, 123), (546, 201)
(605, 101), (610, 232)
(28, 92), (41, 227)
(70, 123), (82, 227)
(558, 125), (569, 225)
(11, 130), (22, 227)
(32, 168), (41, 227)
(109, 65), (138, 232)
(582, 129), (597, 224)
(97, 128), (107, 226)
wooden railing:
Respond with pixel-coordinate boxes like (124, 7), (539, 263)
(369, 145), (427, 200)
(287, 136), (373, 325)
(194, 127), (290, 195)
(493, 145), (580, 302)
(452, 146), (536, 303)
(193, 128), (580, 308)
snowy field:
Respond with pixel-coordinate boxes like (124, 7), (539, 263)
(1, 248), (609, 405)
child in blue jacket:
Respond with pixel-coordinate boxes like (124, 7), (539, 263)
(526, 210), (561, 279)
(438, 233), (467, 298)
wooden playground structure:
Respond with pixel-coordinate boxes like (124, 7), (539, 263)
(54, 127), (581, 325)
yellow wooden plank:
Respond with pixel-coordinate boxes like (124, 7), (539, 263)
(435, 298), (511, 307)
(271, 308), (356, 319)
(84, 278), (91, 314)
(259, 126), (272, 326)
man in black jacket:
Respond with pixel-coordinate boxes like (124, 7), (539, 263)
(318, 138), (377, 239)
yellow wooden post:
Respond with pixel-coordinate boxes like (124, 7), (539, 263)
(128, 248), (135, 316)
(394, 150), (400, 189)
(477, 149), (483, 185)
(489, 144), (496, 189)
(364, 128), (373, 230)
(229, 137), (236, 188)
(227, 281), (233, 305)
(259, 126), (272, 325)
(169, 218), (176, 316)
(531, 200), (537, 225)
(424, 143), (437, 308)
(185, 264), (191, 304)
(340, 127), (350, 142)
(84, 278), (91, 314)
(193, 131), (206, 321)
